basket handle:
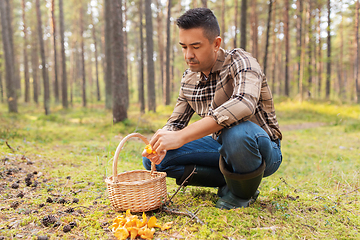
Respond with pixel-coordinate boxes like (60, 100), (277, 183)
(112, 133), (157, 182)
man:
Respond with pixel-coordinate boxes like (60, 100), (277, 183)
(142, 8), (282, 209)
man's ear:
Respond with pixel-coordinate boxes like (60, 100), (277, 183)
(214, 36), (221, 51)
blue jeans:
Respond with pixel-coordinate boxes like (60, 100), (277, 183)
(143, 121), (282, 179)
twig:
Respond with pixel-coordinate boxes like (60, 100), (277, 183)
(168, 168), (196, 203)
(280, 177), (300, 192)
(341, 187), (360, 196)
(6, 141), (15, 152)
(185, 209), (205, 225)
(161, 206), (192, 217)
(162, 206), (204, 225)
(301, 224), (316, 231)
(178, 208), (201, 232)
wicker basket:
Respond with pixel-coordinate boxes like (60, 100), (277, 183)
(105, 133), (167, 212)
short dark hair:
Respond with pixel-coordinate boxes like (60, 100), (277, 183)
(176, 8), (220, 42)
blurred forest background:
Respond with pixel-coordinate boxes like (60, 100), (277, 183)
(1, 0), (360, 122)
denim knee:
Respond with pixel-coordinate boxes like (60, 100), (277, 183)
(142, 157), (151, 171)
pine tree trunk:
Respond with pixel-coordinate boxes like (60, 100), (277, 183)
(0, 58), (3, 102)
(5, 0), (21, 96)
(104, 0), (113, 109)
(51, 0), (59, 103)
(201, 0), (207, 7)
(138, 0), (145, 112)
(240, 0), (247, 50)
(80, 3), (86, 107)
(356, 0), (360, 103)
(112, 0), (127, 122)
(123, 0), (129, 109)
(221, 0), (226, 49)
(284, 0), (290, 96)
(36, 0), (50, 114)
(339, 0), (344, 99)
(326, 0), (331, 99)
(90, 7), (101, 102)
(250, 0), (258, 58)
(296, 0), (303, 94)
(22, 0), (30, 103)
(307, 1), (312, 99)
(270, 0), (277, 95)
(263, 0), (272, 75)
(317, 6), (322, 98)
(145, 0), (156, 112)
(59, 0), (68, 108)
(233, 0), (238, 48)
(0, 0), (17, 112)
(31, 23), (39, 104)
(0, 54), (3, 102)
(165, 0), (172, 105)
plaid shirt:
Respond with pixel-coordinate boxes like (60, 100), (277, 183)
(164, 48), (282, 141)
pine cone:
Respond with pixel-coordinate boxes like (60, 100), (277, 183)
(63, 224), (72, 233)
(41, 215), (57, 227)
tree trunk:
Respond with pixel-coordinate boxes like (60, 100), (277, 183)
(31, 23), (39, 104)
(317, 5), (322, 98)
(270, 0), (277, 94)
(5, 0), (21, 96)
(0, 53), (3, 102)
(138, 0), (145, 112)
(0, 0), (17, 112)
(59, 0), (68, 108)
(201, 0), (207, 8)
(263, 0), (272, 75)
(296, 0), (303, 95)
(356, 0), (360, 103)
(112, 0), (127, 122)
(22, 0), (30, 103)
(326, 0), (331, 99)
(284, 0), (290, 96)
(90, 7), (101, 102)
(104, 0), (113, 109)
(339, 0), (344, 99)
(233, 0), (238, 49)
(306, 0), (312, 99)
(240, 0), (247, 50)
(123, 0), (129, 109)
(36, 0), (50, 114)
(221, 0), (226, 49)
(80, 3), (86, 107)
(156, 0), (165, 103)
(250, 0), (258, 58)
(51, 0), (59, 103)
(165, 0), (172, 105)
(145, 0), (156, 112)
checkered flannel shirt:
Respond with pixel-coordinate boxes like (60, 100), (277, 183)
(164, 48), (282, 141)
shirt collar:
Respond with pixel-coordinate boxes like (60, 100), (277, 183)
(197, 48), (226, 83)
(210, 47), (226, 73)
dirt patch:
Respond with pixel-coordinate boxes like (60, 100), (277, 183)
(0, 153), (115, 240)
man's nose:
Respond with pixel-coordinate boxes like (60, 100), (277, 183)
(185, 48), (195, 59)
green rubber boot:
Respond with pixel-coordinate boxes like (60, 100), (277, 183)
(216, 157), (265, 209)
(176, 165), (226, 187)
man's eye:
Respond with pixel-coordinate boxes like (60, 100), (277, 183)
(193, 46), (199, 49)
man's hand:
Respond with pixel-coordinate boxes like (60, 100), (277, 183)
(142, 116), (223, 165)
(141, 129), (184, 165)
(142, 143), (167, 165)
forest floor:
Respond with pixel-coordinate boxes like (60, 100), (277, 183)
(0, 100), (360, 239)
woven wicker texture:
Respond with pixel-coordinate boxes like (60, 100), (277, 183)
(105, 133), (167, 212)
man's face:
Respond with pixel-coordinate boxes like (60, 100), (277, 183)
(179, 28), (220, 77)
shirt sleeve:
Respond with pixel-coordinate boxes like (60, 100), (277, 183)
(209, 51), (262, 127)
(163, 84), (195, 131)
